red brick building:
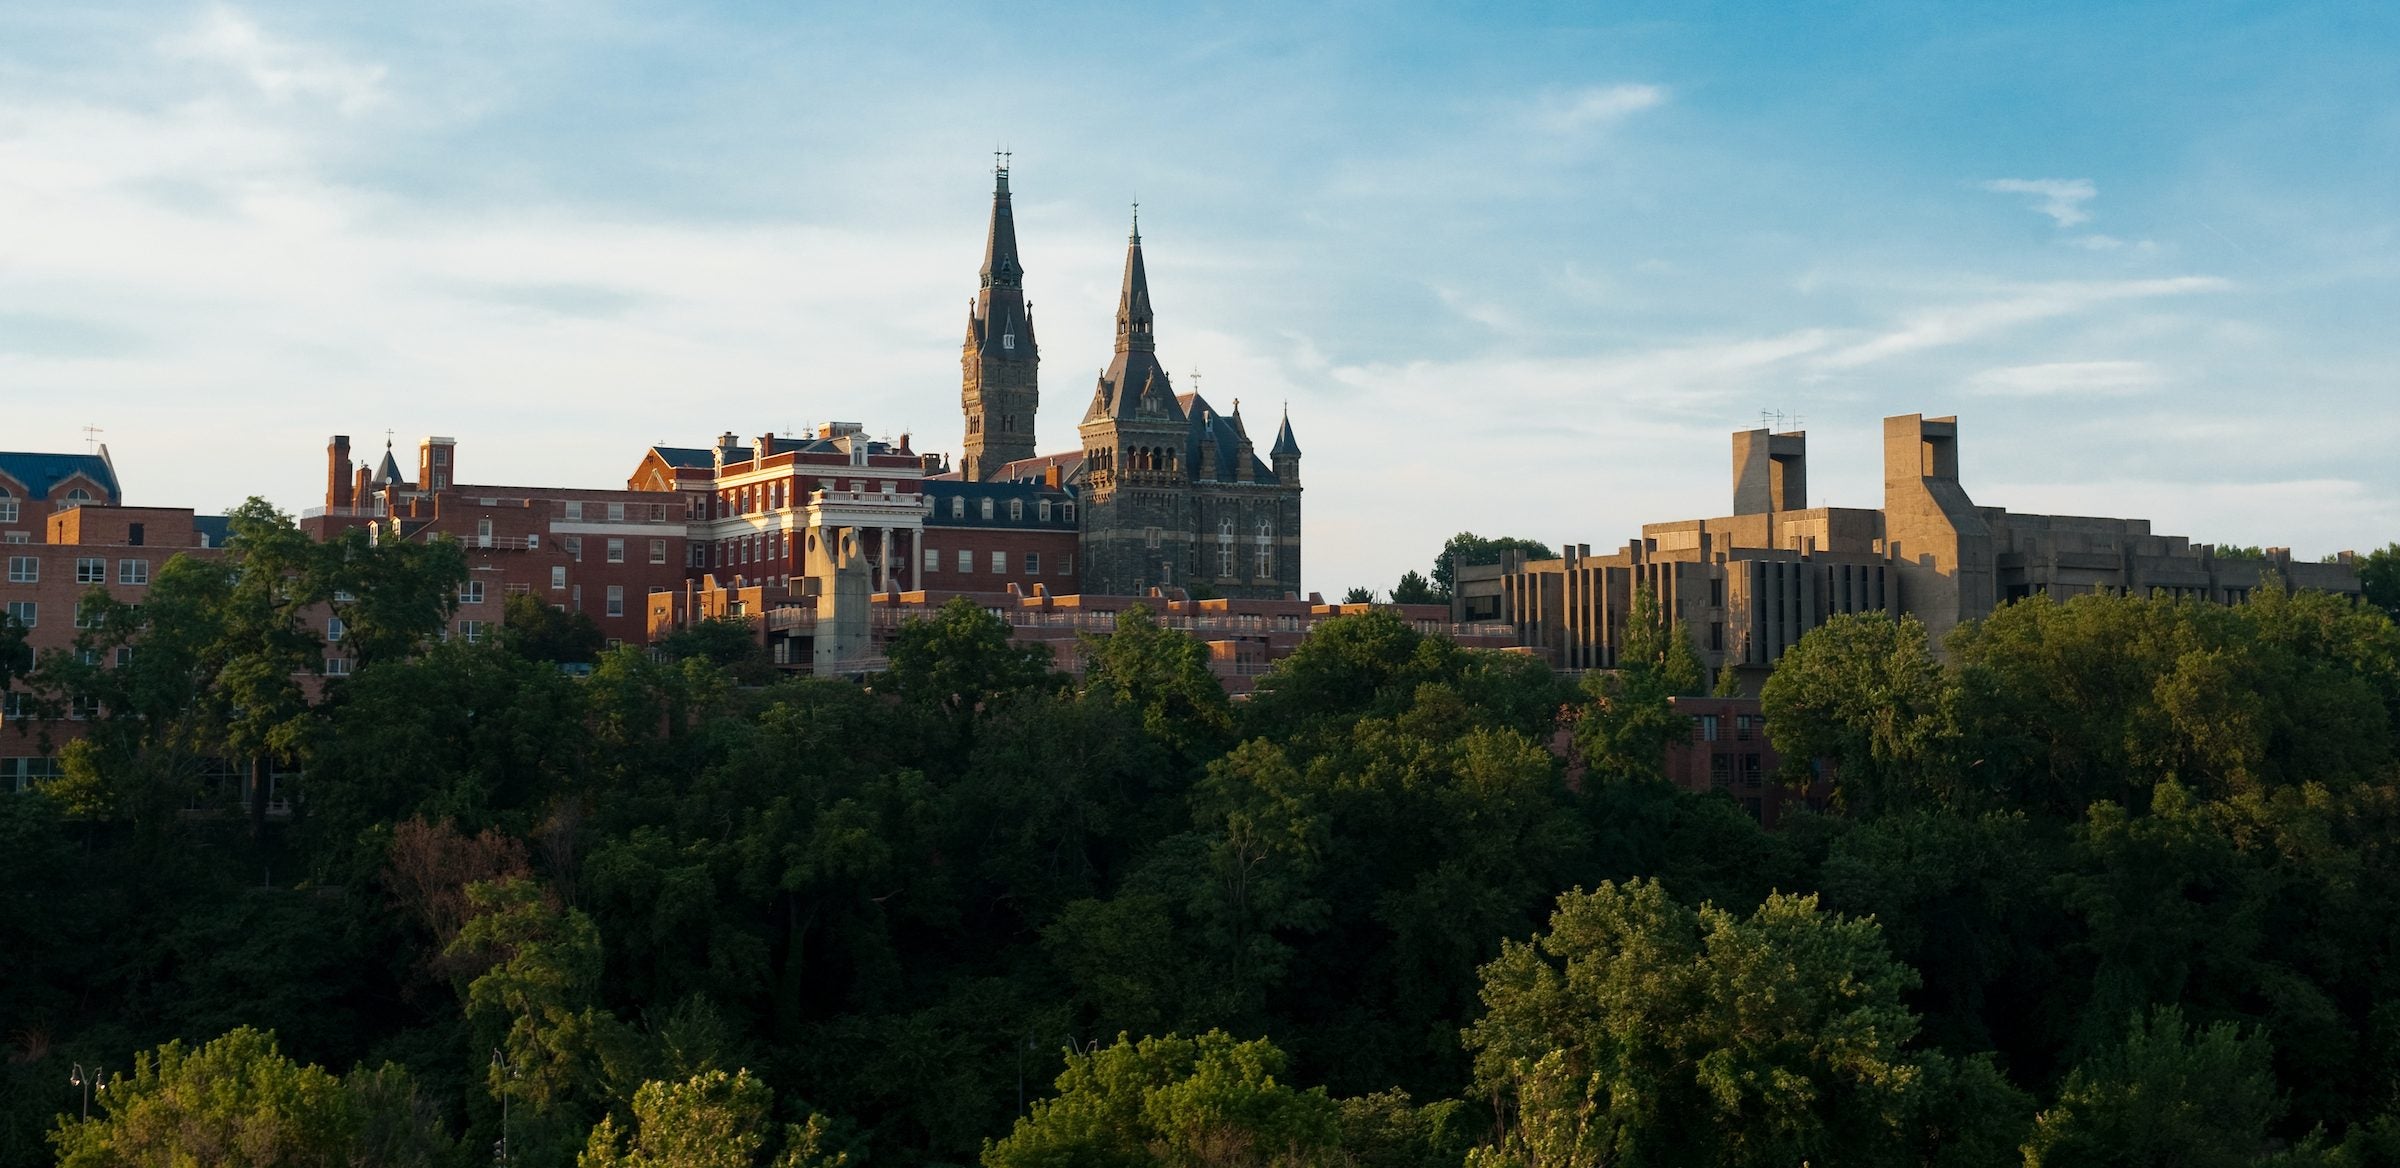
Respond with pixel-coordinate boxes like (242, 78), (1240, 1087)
(309, 435), (689, 648)
(1, 452), (230, 789)
(1662, 695), (1827, 826)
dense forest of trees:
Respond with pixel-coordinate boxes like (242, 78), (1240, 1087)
(8, 505), (2400, 1167)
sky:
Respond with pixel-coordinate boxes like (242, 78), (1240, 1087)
(3, 1), (2396, 596)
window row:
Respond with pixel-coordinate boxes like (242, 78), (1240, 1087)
(0, 485), (98, 525)
(919, 548), (1073, 577)
(5, 557), (152, 585)
(938, 496), (1074, 523)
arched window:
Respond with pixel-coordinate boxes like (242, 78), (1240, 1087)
(951, 497), (965, 519)
(1009, 499), (1023, 522)
(1218, 518), (1236, 578)
(1255, 519), (1274, 579)
(61, 487), (92, 510)
(0, 486), (16, 524)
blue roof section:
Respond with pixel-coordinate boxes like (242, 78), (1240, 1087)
(921, 478), (1078, 530)
(0, 451), (120, 502)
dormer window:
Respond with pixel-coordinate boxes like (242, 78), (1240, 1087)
(1002, 333), (1015, 350)
(61, 487), (93, 510)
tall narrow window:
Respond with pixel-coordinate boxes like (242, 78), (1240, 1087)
(1255, 519), (1274, 578)
(1218, 519), (1235, 577)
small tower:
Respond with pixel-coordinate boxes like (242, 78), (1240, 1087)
(961, 160), (1040, 481)
(1270, 405), (1302, 486)
(1078, 207), (1193, 594)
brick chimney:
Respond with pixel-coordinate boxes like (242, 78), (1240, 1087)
(327, 435), (352, 509)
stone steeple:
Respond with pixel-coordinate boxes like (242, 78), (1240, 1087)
(1115, 208), (1154, 354)
(961, 160), (1040, 481)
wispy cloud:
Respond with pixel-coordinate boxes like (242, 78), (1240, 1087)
(1967, 359), (2161, 397)
(1816, 276), (2230, 369)
(164, 5), (390, 115)
(1981, 177), (2097, 227)
(1534, 84), (1665, 134)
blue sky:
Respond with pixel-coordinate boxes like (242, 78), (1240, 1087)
(3, 1), (2395, 594)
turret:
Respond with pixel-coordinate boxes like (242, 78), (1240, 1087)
(961, 159), (1040, 480)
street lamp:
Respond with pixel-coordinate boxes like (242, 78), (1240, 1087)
(68, 1064), (102, 1120)
(490, 1049), (515, 1165)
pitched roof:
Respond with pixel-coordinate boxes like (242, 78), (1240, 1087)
(1271, 408), (1302, 458)
(1180, 394), (1277, 484)
(0, 451), (121, 502)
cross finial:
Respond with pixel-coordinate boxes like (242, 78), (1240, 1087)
(384, 428), (394, 447)
(1191, 367), (1202, 393)
(1130, 200), (1140, 242)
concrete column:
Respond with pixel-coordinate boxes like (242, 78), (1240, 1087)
(880, 527), (894, 593)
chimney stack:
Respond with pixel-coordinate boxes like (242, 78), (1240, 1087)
(327, 436), (353, 509)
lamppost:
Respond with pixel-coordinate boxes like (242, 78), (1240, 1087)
(68, 1064), (102, 1120)
(490, 1049), (515, 1165)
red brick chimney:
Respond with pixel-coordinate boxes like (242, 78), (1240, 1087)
(327, 435), (352, 509)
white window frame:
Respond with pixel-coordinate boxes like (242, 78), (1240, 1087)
(606, 585), (625, 617)
(6, 556), (35, 584)
(118, 559), (149, 585)
(991, 550), (1006, 574)
(9, 600), (40, 628)
(606, 538), (626, 564)
(650, 538), (667, 564)
(551, 565), (568, 590)
(460, 580), (486, 605)
(923, 547), (939, 572)
(957, 549), (973, 572)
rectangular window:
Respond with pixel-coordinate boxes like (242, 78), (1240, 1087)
(606, 538), (626, 563)
(74, 601), (95, 629)
(460, 620), (486, 644)
(551, 565), (567, 590)
(650, 538), (667, 564)
(118, 559), (149, 585)
(0, 498), (16, 523)
(1025, 552), (1040, 574)
(606, 585), (625, 617)
(689, 545), (707, 568)
(957, 550), (973, 572)
(2, 533), (26, 544)
(476, 518), (493, 548)
(527, 534), (540, 550)
(1, 692), (34, 719)
(460, 580), (485, 605)
(1039, 499), (1052, 521)
(607, 501), (626, 523)
(565, 500), (584, 521)
(1144, 527), (1160, 549)
(6, 557), (35, 584)
(991, 551), (1006, 574)
(923, 547), (939, 572)
(11, 600), (42, 628)
(327, 616), (345, 642)
(1063, 503), (1076, 522)
(1060, 554), (1073, 575)
(76, 557), (106, 584)
(324, 657), (353, 677)
(565, 536), (583, 561)
(115, 647), (133, 667)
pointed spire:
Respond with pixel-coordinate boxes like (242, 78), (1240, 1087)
(1271, 404), (1302, 458)
(1115, 206), (1155, 355)
(980, 157), (1023, 291)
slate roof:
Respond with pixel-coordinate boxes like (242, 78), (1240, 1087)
(921, 478), (1078, 530)
(648, 435), (904, 472)
(0, 451), (121, 502)
(1178, 394), (1278, 484)
(1271, 409), (1302, 459)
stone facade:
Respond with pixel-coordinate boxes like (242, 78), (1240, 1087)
(946, 167), (1306, 600)
(1471, 413), (2368, 686)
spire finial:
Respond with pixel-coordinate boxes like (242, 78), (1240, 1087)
(1130, 200), (1140, 243)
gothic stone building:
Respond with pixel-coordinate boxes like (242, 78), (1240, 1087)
(954, 165), (1305, 601)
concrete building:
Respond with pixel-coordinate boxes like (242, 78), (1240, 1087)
(1470, 413), (2366, 684)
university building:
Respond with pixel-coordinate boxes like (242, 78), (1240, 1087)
(1, 448), (233, 790)
(1462, 413), (2368, 686)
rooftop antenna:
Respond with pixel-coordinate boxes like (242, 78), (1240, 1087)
(81, 425), (103, 453)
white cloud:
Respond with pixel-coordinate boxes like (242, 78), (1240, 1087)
(1816, 276), (2230, 369)
(165, 5), (390, 115)
(1967, 360), (2161, 397)
(1535, 84), (1665, 134)
(1982, 177), (2097, 227)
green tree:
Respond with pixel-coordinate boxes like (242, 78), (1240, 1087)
(1391, 571), (1440, 606)
(982, 1031), (1342, 1168)
(1760, 612), (1956, 816)
(48, 1027), (448, 1168)
(879, 598), (1058, 731)
(661, 616), (778, 685)
(1571, 586), (1697, 783)
(583, 1068), (800, 1168)
(315, 523), (466, 670)
(2023, 1006), (2286, 1168)
(449, 876), (638, 1151)
(1079, 604), (1235, 763)
(2355, 543), (2399, 622)
(1463, 878), (2015, 1168)
(1432, 533), (1556, 602)
(506, 589), (607, 664)
(1341, 587), (1377, 605)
